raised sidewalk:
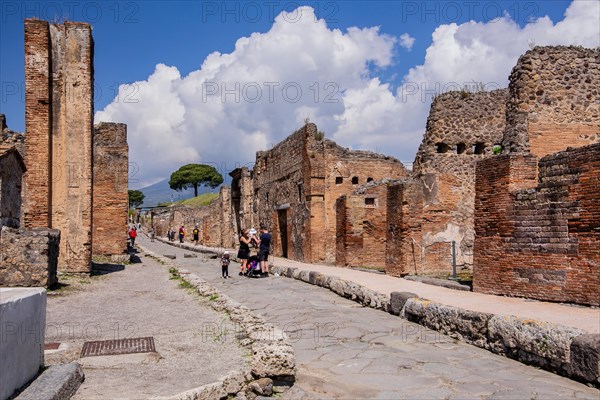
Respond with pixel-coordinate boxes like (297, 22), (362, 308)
(155, 236), (599, 333)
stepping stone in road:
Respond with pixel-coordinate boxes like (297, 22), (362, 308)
(163, 254), (176, 259)
(184, 253), (198, 258)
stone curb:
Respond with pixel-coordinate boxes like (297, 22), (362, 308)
(16, 362), (84, 400)
(152, 237), (599, 387)
(139, 245), (296, 400)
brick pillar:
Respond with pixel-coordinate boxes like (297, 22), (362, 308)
(92, 123), (128, 257)
(24, 19), (52, 228)
(386, 180), (423, 277)
(49, 22), (94, 273)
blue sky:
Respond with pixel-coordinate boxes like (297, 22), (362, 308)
(1, 1), (597, 188)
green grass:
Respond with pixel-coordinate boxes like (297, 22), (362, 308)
(158, 192), (219, 208)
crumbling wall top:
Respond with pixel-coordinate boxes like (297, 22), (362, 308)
(414, 89), (507, 170)
(501, 45), (600, 155)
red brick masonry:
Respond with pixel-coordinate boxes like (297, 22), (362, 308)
(473, 143), (600, 306)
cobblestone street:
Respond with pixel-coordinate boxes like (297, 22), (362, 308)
(140, 236), (600, 399)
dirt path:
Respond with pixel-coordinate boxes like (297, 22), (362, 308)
(45, 251), (248, 399)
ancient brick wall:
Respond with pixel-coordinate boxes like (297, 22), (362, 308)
(23, 19), (94, 273)
(335, 181), (390, 269)
(253, 123), (406, 264)
(501, 46), (599, 157)
(473, 143), (600, 306)
(385, 180), (424, 277)
(253, 126), (310, 261)
(323, 144), (407, 264)
(92, 123), (128, 256)
(410, 89), (507, 275)
(0, 149), (26, 229)
(0, 227), (60, 287)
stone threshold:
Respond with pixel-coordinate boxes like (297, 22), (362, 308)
(152, 236), (599, 388)
(139, 245), (296, 399)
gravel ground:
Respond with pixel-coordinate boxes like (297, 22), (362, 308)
(45, 249), (248, 399)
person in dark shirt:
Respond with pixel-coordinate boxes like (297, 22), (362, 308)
(256, 224), (271, 277)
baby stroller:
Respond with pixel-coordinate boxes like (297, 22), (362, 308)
(246, 255), (262, 278)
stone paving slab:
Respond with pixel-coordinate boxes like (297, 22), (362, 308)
(141, 235), (600, 399)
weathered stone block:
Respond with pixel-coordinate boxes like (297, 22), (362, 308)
(251, 342), (295, 379)
(308, 271), (322, 285)
(405, 298), (493, 347)
(0, 288), (46, 400)
(389, 291), (418, 316)
(569, 334), (600, 385)
(487, 315), (584, 370)
(163, 254), (176, 259)
(0, 227), (60, 287)
(285, 268), (297, 279)
(16, 362), (84, 400)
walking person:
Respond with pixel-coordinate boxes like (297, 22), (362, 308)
(178, 225), (185, 243)
(193, 225), (200, 246)
(221, 252), (231, 279)
(237, 229), (251, 275)
(256, 224), (271, 277)
(150, 226), (155, 242)
(128, 226), (137, 248)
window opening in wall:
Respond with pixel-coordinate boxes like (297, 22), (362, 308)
(367, 177), (373, 182)
(365, 197), (375, 206)
(473, 142), (485, 154)
(456, 143), (466, 154)
(335, 177), (343, 185)
(266, 192), (269, 203)
(297, 184), (302, 202)
(437, 143), (450, 153)
(351, 176), (359, 184)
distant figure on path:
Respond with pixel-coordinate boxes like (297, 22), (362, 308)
(178, 225), (185, 243)
(221, 252), (231, 279)
(129, 226), (137, 247)
(150, 227), (155, 242)
(193, 226), (200, 245)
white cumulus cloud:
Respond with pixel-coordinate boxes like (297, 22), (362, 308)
(399, 33), (416, 50)
(95, 1), (600, 187)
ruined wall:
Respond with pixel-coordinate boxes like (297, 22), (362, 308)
(409, 89), (507, 275)
(502, 46), (600, 157)
(152, 187), (235, 249)
(385, 180), (424, 277)
(24, 19), (94, 273)
(336, 181), (390, 269)
(473, 143), (600, 306)
(92, 123), (128, 256)
(253, 123), (406, 264)
(253, 127), (310, 261)
(0, 114), (26, 156)
(322, 143), (407, 264)
(0, 227), (60, 287)
(230, 167), (255, 235)
(0, 149), (26, 229)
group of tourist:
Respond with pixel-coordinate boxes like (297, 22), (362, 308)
(231, 225), (272, 278)
(166, 225), (201, 245)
